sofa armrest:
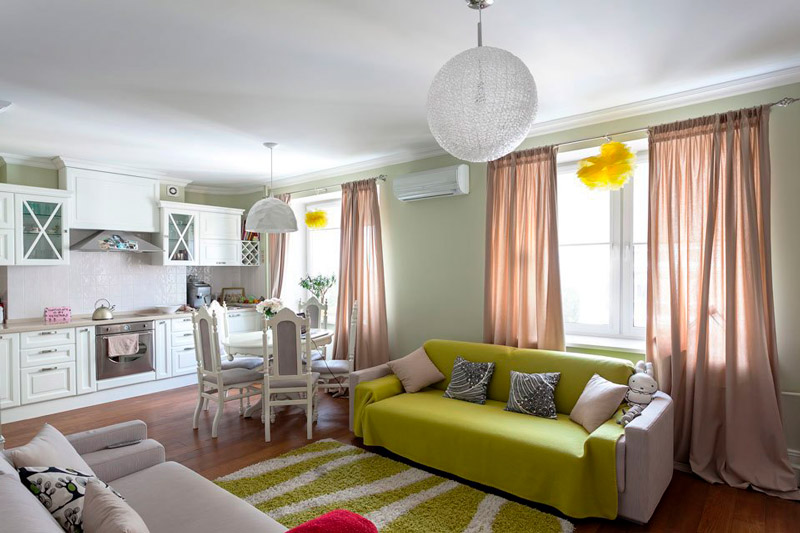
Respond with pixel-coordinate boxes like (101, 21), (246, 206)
(82, 439), (166, 483)
(618, 391), (674, 523)
(349, 364), (393, 431)
(67, 420), (148, 455)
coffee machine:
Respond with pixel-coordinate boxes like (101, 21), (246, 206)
(187, 277), (212, 308)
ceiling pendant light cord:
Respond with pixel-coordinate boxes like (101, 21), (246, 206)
(478, 5), (483, 47)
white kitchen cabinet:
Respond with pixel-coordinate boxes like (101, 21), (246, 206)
(21, 328), (75, 350)
(21, 362), (76, 404)
(15, 193), (70, 265)
(157, 207), (200, 266)
(154, 319), (172, 379)
(58, 166), (160, 232)
(0, 333), (20, 409)
(200, 239), (241, 266)
(199, 211), (240, 240)
(171, 315), (193, 333)
(171, 346), (197, 376)
(0, 229), (14, 265)
(0, 192), (14, 229)
(75, 326), (96, 395)
(21, 344), (75, 368)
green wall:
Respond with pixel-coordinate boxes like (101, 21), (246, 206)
(184, 189), (264, 211)
(1, 163), (59, 188)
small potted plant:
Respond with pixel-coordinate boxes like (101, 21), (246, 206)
(256, 298), (284, 318)
(299, 274), (336, 304)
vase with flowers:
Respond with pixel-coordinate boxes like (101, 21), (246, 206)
(299, 274), (336, 304)
(256, 298), (284, 319)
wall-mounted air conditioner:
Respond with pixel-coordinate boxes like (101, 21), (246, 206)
(392, 164), (469, 202)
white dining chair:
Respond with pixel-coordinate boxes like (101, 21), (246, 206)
(218, 301), (264, 370)
(263, 308), (320, 442)
(312, 301), (358, 396)
(299, 296), (328, 361)
(191, 307), (263, 439)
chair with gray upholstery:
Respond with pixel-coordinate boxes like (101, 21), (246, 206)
(191, 307), (263, 438)
(263, 308), (320, 442)
(299, 296), (328, 361)
(312, 301), (357, 395)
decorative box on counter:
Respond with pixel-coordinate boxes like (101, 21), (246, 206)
(44, 306), (72, 323)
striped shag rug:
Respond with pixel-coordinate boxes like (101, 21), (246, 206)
(215, 439), (573, 532)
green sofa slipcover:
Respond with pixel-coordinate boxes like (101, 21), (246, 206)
(350, 340), (674, 523)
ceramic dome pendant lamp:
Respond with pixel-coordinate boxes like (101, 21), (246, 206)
(427, 0), (538, 163)
(246, 142), (298, 234)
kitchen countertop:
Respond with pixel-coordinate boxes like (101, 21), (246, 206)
(0, 308), (255, 335)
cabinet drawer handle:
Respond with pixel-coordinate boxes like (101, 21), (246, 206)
(229, 313), (240, 317)
(181, 333), (192, 337)
(158, 321), (166, 325)
(39, 348), (59, 354)
(183, 347), (194, 352)
(80, 328), (89, 332)
(38, 366), (58, 372)
(39, 331), (59, 336)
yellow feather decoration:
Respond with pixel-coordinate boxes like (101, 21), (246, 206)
(577, 141), (636, 191)
(305, 210), (328, 229)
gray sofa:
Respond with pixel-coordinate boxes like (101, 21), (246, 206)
(350, 363), (674, 524)
(0, 421), (287, 533)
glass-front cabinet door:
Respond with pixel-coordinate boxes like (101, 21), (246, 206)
(15, 194), (70, 265)
(163, 209), (199, 265)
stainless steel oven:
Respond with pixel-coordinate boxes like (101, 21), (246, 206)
(96, 321), (155, 380)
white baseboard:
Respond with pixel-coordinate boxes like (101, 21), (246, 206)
(2, 374), (196, 424)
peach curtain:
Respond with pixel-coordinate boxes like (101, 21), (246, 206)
(484, 146), (565, 350)
(268, 193), (291, 298)
(333, 179), (390, 370)
(647, 106), (799, 497)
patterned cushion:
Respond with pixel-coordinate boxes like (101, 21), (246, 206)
(505, 371), (561, 419)
(18, 466), (122, 533)
(443, 356), (495, 405)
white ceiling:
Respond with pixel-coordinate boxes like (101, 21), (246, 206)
(0, 0), (798, 187)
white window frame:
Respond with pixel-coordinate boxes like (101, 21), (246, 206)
(559, 151), (648, 341)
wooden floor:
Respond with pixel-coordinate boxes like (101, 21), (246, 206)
(4, 386), (798, 532)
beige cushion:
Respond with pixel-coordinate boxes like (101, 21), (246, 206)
(387, 347), (445, 393)
(83, 479), (150, 533)
(8, 423), (95, 475)
(203, 368), (262, 386)
(311, 359), (349, 375)
(569, 373), (629, 433)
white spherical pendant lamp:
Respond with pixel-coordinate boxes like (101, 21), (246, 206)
(427, 0), (538, 163)
(246, 143), (298, 234)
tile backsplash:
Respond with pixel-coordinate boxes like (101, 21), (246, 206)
(4, 253), (187, 320)
(2, 253), (267, 321)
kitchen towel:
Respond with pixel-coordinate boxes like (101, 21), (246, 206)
(107, 334), (140, 356)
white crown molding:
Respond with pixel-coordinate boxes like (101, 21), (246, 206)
(525, 65), (800, 138)
(185, 183), (265, 196)
(0, 153), (57, 169)
(52, 156), (192, 186)
(272, 146), (447, 190)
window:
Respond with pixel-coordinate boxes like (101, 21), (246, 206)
(282, 192), (341, 326)
(557, 150), (648, 339)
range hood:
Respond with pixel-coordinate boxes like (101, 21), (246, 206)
(70, 230), (161, 253)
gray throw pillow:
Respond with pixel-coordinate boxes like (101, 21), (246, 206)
(505, 371), (561, 419)
(443, 356), (495, 405)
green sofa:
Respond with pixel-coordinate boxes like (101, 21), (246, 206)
(349, 340), (673, 523)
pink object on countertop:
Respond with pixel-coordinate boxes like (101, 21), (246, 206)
(44, 307), (71, 324)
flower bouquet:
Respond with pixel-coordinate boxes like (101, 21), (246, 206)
(256, 298), (284, 318)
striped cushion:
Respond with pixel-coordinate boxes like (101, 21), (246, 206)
(442, 356), (495, 405)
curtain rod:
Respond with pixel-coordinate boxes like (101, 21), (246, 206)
(556, 96), (799, 150)
(284, 174), (387, 197)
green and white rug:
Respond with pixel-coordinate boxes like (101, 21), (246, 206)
(215, 439), (573, 533)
